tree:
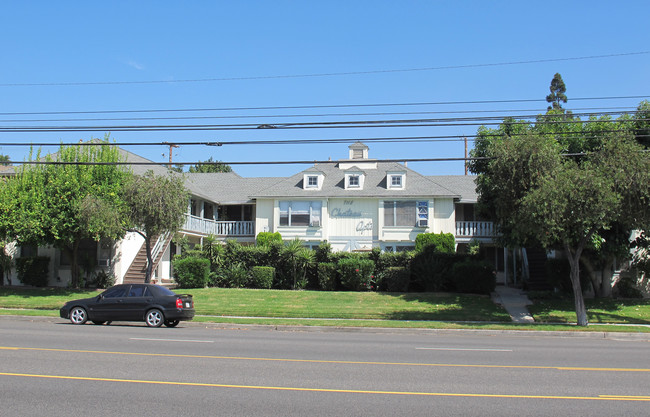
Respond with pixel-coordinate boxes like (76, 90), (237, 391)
(123, 171), (189, 283)
(0, 141), (130, 287)
(0, 155), (10, 165)
(188, 157), (232, 173)
(479, 133), (650, 325)
(546, 73), (567, 111)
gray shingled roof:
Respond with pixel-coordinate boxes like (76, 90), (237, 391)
(252, 162), (460, 199)
(428, 175), (478, 202)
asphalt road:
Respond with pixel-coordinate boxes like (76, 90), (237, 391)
(1, 316), (649, 416)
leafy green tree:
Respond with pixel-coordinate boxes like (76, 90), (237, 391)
(0, 141), (130, 287)
(0, 155), (10, 165)
(188, 157), (232, 173)
(546, 73), (567, 111)
(480, 133), (649, 325)
(123, 171), (189, 282)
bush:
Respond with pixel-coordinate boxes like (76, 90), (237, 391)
(410, 247), (466, 292)
(256, 232), (282, 247)
(217, 262), (250, 288)
(613, 275), (644, 298)
(378, 267), (410, 292)
(172, 256), (210, 288)
(317, 262), (338, 291)
(15, 256), (50, 287)
(338, 257), (375, 291)
(93, 270), (115, 289)
(450, 259), (496, 295)
(251, 266), (274, 289)
(415, 232), (455, 253)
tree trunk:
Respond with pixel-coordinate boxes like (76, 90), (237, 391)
(64, 242), (81, 288)
(144, 236), (153, 283)
(566, 243), (588, 326)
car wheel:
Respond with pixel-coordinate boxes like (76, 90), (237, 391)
(145, 309), (164, 327)
(164, 319), (180, 328)
(92, 320), (106, 325)
(70, 307), (88, 325)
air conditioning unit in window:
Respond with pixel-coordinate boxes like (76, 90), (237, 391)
(417, 219), (428, 228)
(97, 259), (110, 267)
(310, 219), (321, 227)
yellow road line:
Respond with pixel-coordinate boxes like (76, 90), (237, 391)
(1, 345), (649, 373)
(1, 372), (649, 401)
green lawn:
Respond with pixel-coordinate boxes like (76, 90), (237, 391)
(528, 297), (650, 324)
(2, 287), (649, 333)
(0, 287), (510, 322)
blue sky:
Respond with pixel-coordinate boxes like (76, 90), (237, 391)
(1, 1), (648, 177)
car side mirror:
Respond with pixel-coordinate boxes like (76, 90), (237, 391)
(97, 294), (104, 301)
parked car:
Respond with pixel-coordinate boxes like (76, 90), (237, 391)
(60, 284), (195, 327)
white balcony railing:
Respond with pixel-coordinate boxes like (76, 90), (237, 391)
(183, 214), (254, 236)
(455, 221), (495, 238)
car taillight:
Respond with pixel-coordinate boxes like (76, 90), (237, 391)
(176, 298), (183, 309)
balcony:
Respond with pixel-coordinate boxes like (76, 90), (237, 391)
(183, 214), (255, 237)
(455, 221), (496, 241)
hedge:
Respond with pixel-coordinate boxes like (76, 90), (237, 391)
(172, 256), (210, 288)
(15, 256), (50, 287)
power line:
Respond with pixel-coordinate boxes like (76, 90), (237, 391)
(1, 130), (647, 149)
(1, 116), (647, 133)
(1, 95), (647, 116)
(2, 52), (648, 87)
(0, 107), (640, 124)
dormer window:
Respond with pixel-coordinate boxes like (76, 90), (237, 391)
(303, 171), (324, 190)
(387, 172), (406, 189)
(345, 169), (365, 189)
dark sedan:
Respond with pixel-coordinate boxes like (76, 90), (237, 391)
(60, 284), (195, 327)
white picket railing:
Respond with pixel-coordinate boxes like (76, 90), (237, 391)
(455, 221), (495, 238)
(183, 214), (255, 236)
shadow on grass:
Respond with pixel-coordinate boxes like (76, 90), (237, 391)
(529, 298), (650, 324)
(376, 292), (511, 322)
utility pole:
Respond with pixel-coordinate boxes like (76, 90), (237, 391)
(165, 143), (179, 168)
(464, 137), (468, 175)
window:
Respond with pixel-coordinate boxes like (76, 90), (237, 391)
(20, 245), (37, 257)
(279, 201), (322, 227)
(384, 201), (428, 227)
(307, 176), (318, 188)
(60, 238), (98, 267)
(348, 175), (360, 187)
(128, 285), (149, 297)
(102, 286), (127, 298)
(391, 175), (403, 188)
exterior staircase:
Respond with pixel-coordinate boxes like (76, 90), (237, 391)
(524, 247), (551, 291)
(123, 234), (172, 284)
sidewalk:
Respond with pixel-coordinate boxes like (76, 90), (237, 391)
(491, 286), (534, 323)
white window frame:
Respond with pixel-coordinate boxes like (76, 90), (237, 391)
(279, 201), (322, 227)
(348, 175), (360, 187)
(384, 200), (428, 227)
(307, 175), (318, 188)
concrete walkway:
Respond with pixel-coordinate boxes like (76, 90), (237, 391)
(491, 286), (535, 323)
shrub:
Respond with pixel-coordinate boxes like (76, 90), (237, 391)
(317, 262), (338, 291)
(15, 256), (50, 287)
(338, 257), (375, 291)
(251, 266), (275, 289)
(410, 247), (467, 292)
(450, 259), (496, 295)
(613, 275), (644, 298)
(256, 232), (282, 247)
(378, 267), (410, 292)
(172, 256), (210, 288)
(93, 270), (115, 289)
(218, 262), (250, 288)
(314, 241), (332, 263)
(415, 232), (455, 253)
